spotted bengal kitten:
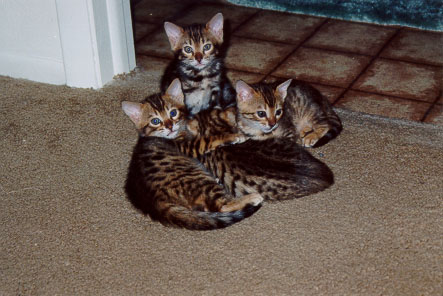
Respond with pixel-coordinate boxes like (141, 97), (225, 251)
(161, 13), (235, 115)
(122, 80), (262, 231)
(234, 79), (342, 147)
(123, 79), (334, 204)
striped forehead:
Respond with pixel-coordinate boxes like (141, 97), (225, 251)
(146, 94), (165, 112)
(184, 24), (207, 44)
(252, 84), (277, 107)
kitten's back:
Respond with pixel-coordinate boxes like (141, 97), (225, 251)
(125, 136), (262, 230)
(204, 138), (334, 201)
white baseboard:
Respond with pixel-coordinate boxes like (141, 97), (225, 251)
(0, 53), (66, 85)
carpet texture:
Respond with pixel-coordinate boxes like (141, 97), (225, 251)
(0, 72), (442, 295)
(227, 0), (443, 31)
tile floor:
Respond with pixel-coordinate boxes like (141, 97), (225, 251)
(132, 0), (443, 125)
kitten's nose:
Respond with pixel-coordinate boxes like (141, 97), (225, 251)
(195, 52), (203, 63)
(164, 120), (173, 131)
(268, 117), (277, 127)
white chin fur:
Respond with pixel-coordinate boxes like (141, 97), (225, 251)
(262, 124), (278, 134)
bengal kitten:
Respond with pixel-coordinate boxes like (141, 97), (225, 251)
(161, 13), (235, 115)
(124, 79), (334, 202)
(122, 82), (262, 231)
(235, 79), (342, 147)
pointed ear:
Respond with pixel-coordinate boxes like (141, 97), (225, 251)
(236, 80), (254, 103)
(122, 101), (143, 127)
(165, 78), (184, 105)
(206, 13), (223, 43)
(275, 79), (292, 100)
(164, 22), (184, 50)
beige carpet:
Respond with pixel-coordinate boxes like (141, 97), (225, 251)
(1, 72), (442, 295)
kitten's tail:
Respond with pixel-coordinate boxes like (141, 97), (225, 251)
(162, 196), (263, 230)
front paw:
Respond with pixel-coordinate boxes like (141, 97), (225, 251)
(302, 133), (320, 147)
(231, 135), (248, 145)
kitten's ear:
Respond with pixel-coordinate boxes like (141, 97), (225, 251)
(236, 80), (254, 102)
(206, 13), (223, 43)
(164, 22), (184, 50)
(122, 101), (143, 127)
(275, 79), (292, 100)
(165, 78), (185, 105)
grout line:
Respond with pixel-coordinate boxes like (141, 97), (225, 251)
(420, 90), (442, 122)
(332, 28), (402, 106)
(230, 9), (262, 34)
(334, 88), (437, 105)
(259, 18), (330, 83)
(134, 2), (197, 45)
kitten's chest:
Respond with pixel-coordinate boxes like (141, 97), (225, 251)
(184, 76), (221, 114)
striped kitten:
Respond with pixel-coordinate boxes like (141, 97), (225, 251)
(124, 79), (333, 202)
(122, 81), (262, 230)
(235, 79), (342, 147)
(161, 13), (235, 115)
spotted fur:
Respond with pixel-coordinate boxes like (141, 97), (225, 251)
(235, 79), (342, 147)
(122, 80), (262, 230)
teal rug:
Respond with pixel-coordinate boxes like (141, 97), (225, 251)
(227, 0), (443, 31)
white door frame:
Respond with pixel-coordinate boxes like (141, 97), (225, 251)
(55, 0), (136, 89)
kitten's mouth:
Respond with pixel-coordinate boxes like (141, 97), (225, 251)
(166, 130), (178, 138)
(263, 124), (279, 133)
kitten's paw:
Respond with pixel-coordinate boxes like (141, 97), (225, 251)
(300, 126), (313, 138)
(231, 135), (248, 145)
(302, 133), (320, 147)
(246, 193), (264, 206)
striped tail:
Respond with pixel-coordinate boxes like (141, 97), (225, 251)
(162, 199), (263, 230)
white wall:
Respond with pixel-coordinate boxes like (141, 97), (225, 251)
(0, 0), (136, 88)
(0, 0), (65, 84)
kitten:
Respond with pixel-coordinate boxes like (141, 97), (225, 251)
(235, 79), (342, 147)
(122, 82), (262, 231)
(161, 13), (235, 115)
(123, 79), (245, 158)
(125, 79), (333, 202)
(203, 137), (334, 201)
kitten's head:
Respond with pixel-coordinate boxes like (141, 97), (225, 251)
(164, 13), (224, 70)
(122, 79), (187, 139)
(235, 79), (292, 134)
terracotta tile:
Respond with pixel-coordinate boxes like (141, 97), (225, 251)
(175, 3), (257, 29)
(136, 55), (171, 77)
(134, 22), (158, 42)
(226, 70), (264, 85)
(423, 104), (443, 125)
(335, 90), (430, 121)
(135, 29), (174, 59)
(225, 37), (294, 74)
(272, 47), (371, 87)
(305, 20), (396, 55)
(311, 84), (345, 104)
(353, 59), (441, 102)
(262, 76), (343, 104)
(134, 0), (189, 23)
(381, 30), (443, 66)
(234, 10), (323, 44)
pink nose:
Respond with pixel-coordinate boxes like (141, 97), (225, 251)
(268, 117), (276, 127)
(195, 52), (203, 63)
(164, 120), (173, 131)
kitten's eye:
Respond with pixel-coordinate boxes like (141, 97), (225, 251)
(275, 109), (282, 116)
(257, 111), (267, 118)
(170, 109), (178, 118)
(203, 44), (212, 51)
(151, 118), (161, 125)
(184, 46), (193, 54)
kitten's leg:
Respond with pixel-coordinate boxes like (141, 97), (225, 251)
(301, 125), (330, 147)
(199, 134), (248, 155)
(220, 193), (264, 212)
